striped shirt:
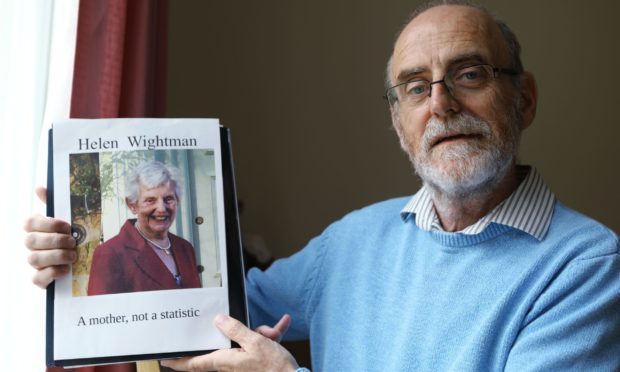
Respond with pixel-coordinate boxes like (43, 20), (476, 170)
(400, 166), (556, 241)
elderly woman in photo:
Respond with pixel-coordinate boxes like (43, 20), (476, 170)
(87, 160), (202, 295)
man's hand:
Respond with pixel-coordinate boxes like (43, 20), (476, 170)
(23, 186), (76, 288)
(161, 314), (300, 372)
(255, 313), (291, 343)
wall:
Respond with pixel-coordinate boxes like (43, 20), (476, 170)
(167, 0), (620, 261)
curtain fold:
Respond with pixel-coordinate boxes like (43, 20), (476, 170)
(48, 0), (168, 371)
(70, 0), (168, 119)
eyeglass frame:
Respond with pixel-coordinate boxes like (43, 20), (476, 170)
(383, 64), (520, 108)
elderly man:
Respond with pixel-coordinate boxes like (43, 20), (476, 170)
(86, 160), (202, 295)
(25, 1), (619, 371)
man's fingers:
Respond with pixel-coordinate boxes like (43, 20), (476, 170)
(160, 356), (201, 371)
(27, 248), (76, 269)
(256, 314), (291, 342)
(35, 186), (47, 204)
(32, 265), (70, 289)
(23, 196), (75, 289)
(273, 314), (292, 335)
(24, 231), (76, 251)
(162, 315), (300, 371)
(161, 349), (244, 371)
(256, 325), (279, 341)
(214, 314), (262, 350)
(23, 214), (72, 235)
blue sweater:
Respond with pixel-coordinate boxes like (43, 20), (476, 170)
(246, 197), (620, 371)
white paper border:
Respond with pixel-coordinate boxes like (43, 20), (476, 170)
(52, 119), (230, 360)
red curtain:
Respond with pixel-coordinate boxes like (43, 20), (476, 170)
(48, 0), (168, 371)
(70, 0), (168, 119)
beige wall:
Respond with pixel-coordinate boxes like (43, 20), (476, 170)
(167, 1), (620, 259)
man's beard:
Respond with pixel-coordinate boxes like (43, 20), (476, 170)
(410, 110), (520, 198)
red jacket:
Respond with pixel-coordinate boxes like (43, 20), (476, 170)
(88, 220), (202, 295)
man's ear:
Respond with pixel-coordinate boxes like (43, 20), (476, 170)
(518, 71), (538, 131)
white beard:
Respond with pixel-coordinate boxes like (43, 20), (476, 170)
(411, 112), (520, 198)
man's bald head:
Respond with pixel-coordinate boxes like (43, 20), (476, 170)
(386, 1), (523, 89)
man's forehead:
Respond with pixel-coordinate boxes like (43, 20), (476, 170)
(392, 5), (506, 77)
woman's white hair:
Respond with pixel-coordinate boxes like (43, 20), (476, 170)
(125, 160), (183, 204)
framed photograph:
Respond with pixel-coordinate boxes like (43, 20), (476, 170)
(46, 119), (247, 367)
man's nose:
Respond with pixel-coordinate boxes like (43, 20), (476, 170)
(429, 81), (460, 118)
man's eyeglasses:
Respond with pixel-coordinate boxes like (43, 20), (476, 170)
(384, 64), (519, 108)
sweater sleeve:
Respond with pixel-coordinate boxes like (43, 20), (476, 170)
(245, 232), (328, 341)
(505, 245), (620, 371)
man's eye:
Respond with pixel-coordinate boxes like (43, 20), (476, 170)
(462, 71), (480, 80)
(454, 66), (489, 86)
(405, 81), (428, 96)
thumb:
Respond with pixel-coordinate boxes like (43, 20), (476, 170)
(35, 186), (47, 204)
(214, 314), (261, 350)
(256, 314), (291, 342)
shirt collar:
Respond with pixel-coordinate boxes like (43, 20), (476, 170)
(400, 166), (556, 241)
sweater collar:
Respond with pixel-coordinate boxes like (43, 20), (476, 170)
(401, 166), (556, 241)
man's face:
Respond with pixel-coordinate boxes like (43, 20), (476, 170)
(390, 5), (523, 196)
(127, 181), (178, 240)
